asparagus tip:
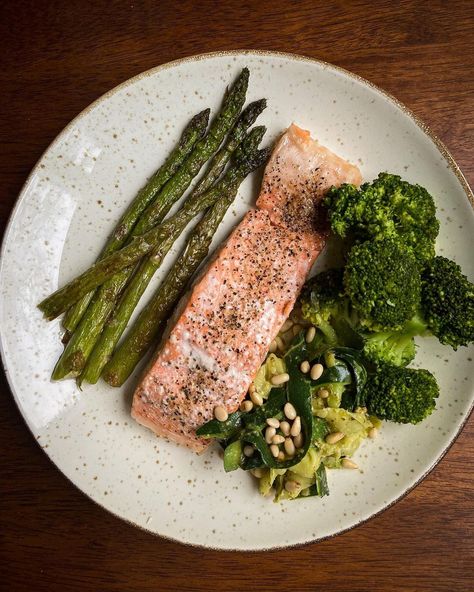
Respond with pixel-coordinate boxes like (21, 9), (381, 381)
(239, 98), (267, 128)
(249, 147), (271, 171)
(234, 126), (267, 163)
(250, 125), (266, 142)
(249, 98), (267, 111)
(232, 67), (250, 92)
(189, 108), (211, 132)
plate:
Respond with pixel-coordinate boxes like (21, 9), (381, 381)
(1, 51), (473, 550)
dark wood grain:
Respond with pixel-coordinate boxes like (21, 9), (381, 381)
(1, 1), (473, 590)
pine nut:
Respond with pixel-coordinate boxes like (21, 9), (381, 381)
(325, 431), (345, 444)
(277, 451), (285, 462)
(240, 400), (253, 412)
(265, 426), (276, 443)
(284, 480), (299, 492)
(280, 421), (291, 436)
(272, 434), (285, 445)
(266, 417), (280, 428)
(250, 390), (263, 407)
(243, 445), (254, 457)
(282, 330), (295, 345)
(290, 416), (301, 437)
(292, 324), (303, 336)
(284, 437), (296, 456)
(284, 402), (297, 420)
(281, 319), (293, 333)
(368, 427), (378, 439)
(305, 326), (316, 343)
(310, 363), (324, 381)
(275, 336), (285, 351)
(250, 468), (264, 478)
(214, 405), (228, 422)
(318, 388), (329, 399)
(342, 458), (358, 469)
(300, 360), (310, 373)
(268, 340), (277, 353)
(270, 444), (280, 458)
(293, 433), (304, 449)
(271, 373), (290, 386)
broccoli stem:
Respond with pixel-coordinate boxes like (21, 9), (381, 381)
(316, 320), (338, 346)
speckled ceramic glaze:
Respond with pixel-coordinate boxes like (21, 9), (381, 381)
(1, 51), (473, 550)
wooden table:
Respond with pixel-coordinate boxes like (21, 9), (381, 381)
(1, 1), (473, 590)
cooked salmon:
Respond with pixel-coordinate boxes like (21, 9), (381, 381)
(132, 124), (362, 452)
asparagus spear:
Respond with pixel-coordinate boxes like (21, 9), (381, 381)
(130, 67), (250, 239)
(62, 109), (210, 333)
(47, 68), (250, 379)
(81, 124), (267, 384)
(46, 148), (268, 378)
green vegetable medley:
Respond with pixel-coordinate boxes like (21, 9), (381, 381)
(199, 172), (474, 501)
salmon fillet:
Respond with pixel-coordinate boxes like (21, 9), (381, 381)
(132, 124), (361, 452)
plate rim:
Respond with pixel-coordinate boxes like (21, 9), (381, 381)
(1, 49), (473, 551)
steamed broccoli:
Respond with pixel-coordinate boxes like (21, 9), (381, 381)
(362, 314), (427, 367)
(365, 365), (439, 424)
(300, 269), (350, 344)
(324, 173), (439, 262)
(300, 268), (344, 326)
(300, 269), (361, 347)
(421, 256), (474, 349)
(344, 238), (421, 330)
(363, 330), (416, 367)
(361, 255), (474, 363)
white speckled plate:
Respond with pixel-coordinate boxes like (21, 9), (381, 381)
(1, 51), (473, 550)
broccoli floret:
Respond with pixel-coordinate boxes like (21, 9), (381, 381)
(300, 269), (359, 345)
(363, 331), (416, 367)
(365, 365), (439, 424)
(301, 269), (344, 322)
(362, 314), (427, 367)
(324, 173), (439, 262)
(300, 269), (345, 344)
(344, 238), (421, 330)
(363, 255), (474, 360)
(421, 256), (474, 349)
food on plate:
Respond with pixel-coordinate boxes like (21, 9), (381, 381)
(420, 256), (474, 348)
(365, 365), (439, 424)
(344, 238), (421, 330)
(37, 67), (474, 502)
(131, 124), (361, 452)
(324, 172), (439, 262)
